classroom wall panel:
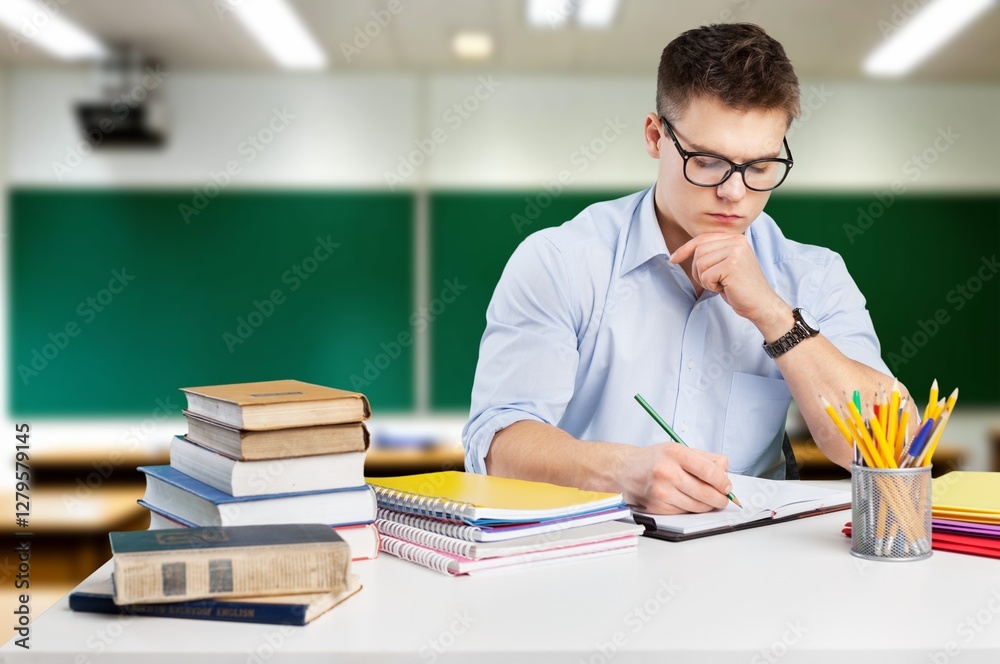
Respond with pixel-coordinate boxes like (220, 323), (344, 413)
(8, 190), (415, 415)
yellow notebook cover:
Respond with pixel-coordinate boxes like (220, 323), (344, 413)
(366, 471), (623, 523)
(932, 472), (1000, 514)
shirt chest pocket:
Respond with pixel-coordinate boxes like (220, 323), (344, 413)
(722, 372), (792, 476)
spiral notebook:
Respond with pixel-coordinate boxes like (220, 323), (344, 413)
(366, 471), (625, 525)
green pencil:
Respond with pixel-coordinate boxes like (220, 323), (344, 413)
(633, 393), (742, 509)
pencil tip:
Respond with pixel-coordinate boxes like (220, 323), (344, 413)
(732, 496), (743, 508)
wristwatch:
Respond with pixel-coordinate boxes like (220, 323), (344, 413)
(762, 308), (820, 359)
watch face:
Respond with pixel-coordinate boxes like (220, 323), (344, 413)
(797, 309), (819, 333)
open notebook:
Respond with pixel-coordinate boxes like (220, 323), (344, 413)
(632, 473), (850, 541)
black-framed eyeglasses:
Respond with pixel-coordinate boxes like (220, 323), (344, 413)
(659, 116), (793, 192)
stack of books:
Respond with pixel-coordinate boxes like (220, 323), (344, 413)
(367, 471), (643, 576)
(138, 380), (379, 562)
(70, 524), (360, 625)
(927, 471), (1000, 558)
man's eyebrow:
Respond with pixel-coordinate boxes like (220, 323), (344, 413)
(687, 140), (782, 161)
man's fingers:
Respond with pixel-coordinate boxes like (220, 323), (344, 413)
(678, 449), (732, 497)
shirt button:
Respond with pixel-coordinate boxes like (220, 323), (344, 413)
(687, 359), (693, 369)
(681, 423), (688, 433)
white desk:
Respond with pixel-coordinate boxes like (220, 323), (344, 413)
(3, 482), (999, 664)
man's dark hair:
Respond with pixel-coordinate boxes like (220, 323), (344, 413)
(656, 23), (800, 126)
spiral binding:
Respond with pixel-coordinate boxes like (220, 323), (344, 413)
(371, 486), (475, 523)
(375, 508), (480, 542)
(379, 535), (455, 575)
(375, 519), (475, 559)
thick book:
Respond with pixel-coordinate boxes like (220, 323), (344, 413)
(170, 435), (367, 497)
(70, 575), (361, 625)
(632, 474), (850, 542)
(138, 465), (377, 527)
(375, 506), (634, 542)
(376, 518), (642, 560)
(146, 504), (380, 561)
(181, 380), (371, 430)
(367, 471), (625, 525)
(184, 410), (370, 461)
(109, 524), (351, 605)
(379, 532), (639, 576)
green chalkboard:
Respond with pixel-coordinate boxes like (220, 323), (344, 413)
(429, 190), (632, 410)
(430, 190), (1000, 409)
(9, 190), (414, 415)
(766, 192), (1000, 404)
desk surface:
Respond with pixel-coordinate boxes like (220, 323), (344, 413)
(3, 481), (999, 664)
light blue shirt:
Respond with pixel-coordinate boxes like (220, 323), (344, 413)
(462, 185), (890, 480)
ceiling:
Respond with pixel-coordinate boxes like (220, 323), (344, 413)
(0, 0), (998, 81)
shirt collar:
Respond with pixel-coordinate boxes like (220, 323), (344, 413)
(620, 184), (761, 277)
(620, 185), (669, 277)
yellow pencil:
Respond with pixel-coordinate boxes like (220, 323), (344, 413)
(920, 388), (958, 466)
(844, 409), (878, 467)
(821, 396), (854, 445)
(847, 401), (884, 467)
(887, 381), (900, 459)
(922, 378), (938, 423)
(877, 389), (889, 438)
(869, 407), (897, 468)
(894, 407), (910, 462)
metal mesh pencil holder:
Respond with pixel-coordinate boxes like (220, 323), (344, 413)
(851, 463), (932, 561)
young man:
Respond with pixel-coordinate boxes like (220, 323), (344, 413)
(462, 23), (911, 515)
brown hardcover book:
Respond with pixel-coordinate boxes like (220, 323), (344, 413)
(109, 524), (351, 605)
(183, 411), (370, 461)
(180, 380), (371, 430)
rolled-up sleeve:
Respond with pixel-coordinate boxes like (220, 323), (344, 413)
(808, 253), (891, 375)
(462, 233), (581, 474)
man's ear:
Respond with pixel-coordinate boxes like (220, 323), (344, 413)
(644, 113), (663, 159)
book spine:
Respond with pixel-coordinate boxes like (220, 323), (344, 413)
(112, 545), (350, 604)
(375, 508), (480, 542)
(69, 593), (308, 626)
(379, 536), (456, 576)
(370, 486), (475, 523)
(375, 519), (475, 558)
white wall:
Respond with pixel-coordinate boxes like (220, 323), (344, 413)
(6, 70), (1000, 191)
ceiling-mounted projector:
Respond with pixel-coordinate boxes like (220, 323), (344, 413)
(74, 44), (168, 148)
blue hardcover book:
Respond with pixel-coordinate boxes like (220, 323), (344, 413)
(138, 465), (376, 527)
(70, 575), (361, 625)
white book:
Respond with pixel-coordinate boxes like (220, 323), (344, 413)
(632, 474), (850, 539)
(138, 465), (377, 528)
(170, 435), (366, 497)
(375, 506), (633, 542)
(375, 518), (643, 560)
(379, 532), (639, 576)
